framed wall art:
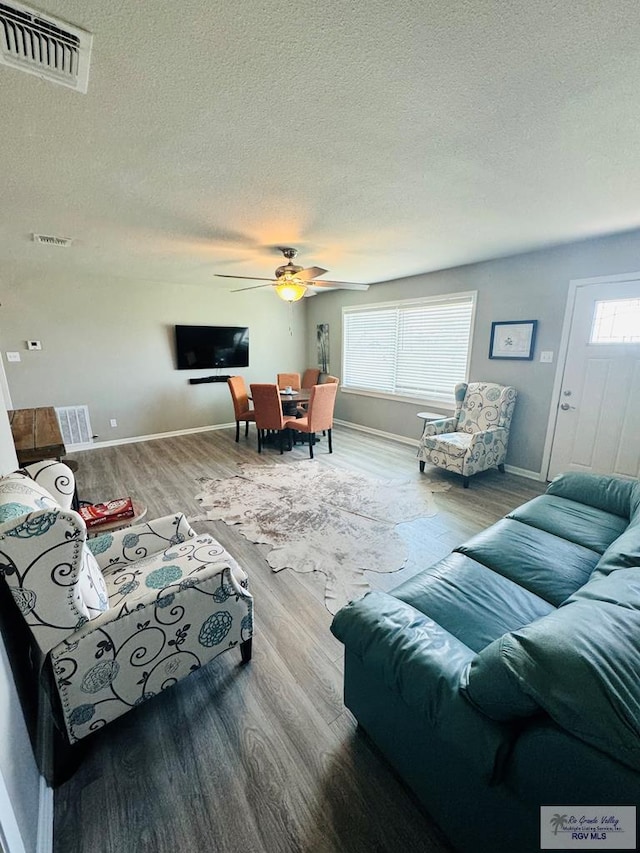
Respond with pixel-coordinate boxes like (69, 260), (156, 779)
(489, 320), (537, 360)
(317, 323), (330, 372)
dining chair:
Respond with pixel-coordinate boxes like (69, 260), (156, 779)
(227, 376), (256, 442)
(301, 368), (320, 389)
(277, 372), (301, 391)
(250, 384), (291, 454)
(302, 374), (339, 426)
(284, 383), (338, 458)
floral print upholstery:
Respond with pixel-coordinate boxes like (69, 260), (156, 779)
(0, 462), (253, 744)
(417, 382), (517, 482)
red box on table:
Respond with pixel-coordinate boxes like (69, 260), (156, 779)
(79, 497), (135, 528)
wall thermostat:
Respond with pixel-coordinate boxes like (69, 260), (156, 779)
(27, 340), (42, 350)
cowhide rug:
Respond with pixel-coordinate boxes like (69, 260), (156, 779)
(193, 460), (448, 614)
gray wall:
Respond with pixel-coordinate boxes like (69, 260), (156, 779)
(0, 267), (306, 442)
(0, 403), (40, 853)
(306, 228), (640, 475)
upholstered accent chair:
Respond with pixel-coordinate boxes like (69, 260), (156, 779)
(277, 372), (301, 391)
(284, 382), (338, 458)
(322, 375), (339, 384)
(417, 382), (517, 487)
(0, 462), (253, 747)
(301, 368), (320, 389)
(227, 375), (256, 442)
(250, 383), (291, 454)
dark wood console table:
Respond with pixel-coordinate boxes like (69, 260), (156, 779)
(8, 406), (66, 465)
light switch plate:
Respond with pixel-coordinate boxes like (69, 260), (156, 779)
(540, 351), (554, 363)
(27, 340), (42, 350)
(6, 352), (20, 362)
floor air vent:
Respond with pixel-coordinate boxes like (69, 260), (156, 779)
(0, 1), (92, 92)
(56, 405), (93, 448)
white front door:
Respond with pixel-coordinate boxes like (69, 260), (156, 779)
(548, 279), (640, 480)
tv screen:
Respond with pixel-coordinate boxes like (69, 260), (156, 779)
(175, 325), (249, 369)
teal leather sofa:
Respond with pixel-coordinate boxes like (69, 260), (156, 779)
(331, 472), (640, 853)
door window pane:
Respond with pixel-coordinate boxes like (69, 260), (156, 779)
(591, 298), (640, 344)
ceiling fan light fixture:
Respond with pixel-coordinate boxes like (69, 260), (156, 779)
(274, 277), (307, 302)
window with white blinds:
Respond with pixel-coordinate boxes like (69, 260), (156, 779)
(342, 293), (475, 401)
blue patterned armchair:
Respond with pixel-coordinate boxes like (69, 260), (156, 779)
(417, 382), (517, 487)
(0, 462), (253, 746)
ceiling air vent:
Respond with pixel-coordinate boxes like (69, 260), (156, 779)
(0, 1), (92, 93)
(33, 233), (72, 247)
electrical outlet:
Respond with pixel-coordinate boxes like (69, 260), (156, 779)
(110, 418), (117, 428)
(27, 340), (42, 350)
(540, 351), (554, 363)
(6, 352), (20, 362)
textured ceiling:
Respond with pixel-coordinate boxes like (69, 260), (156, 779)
(3, 0), (640, 291)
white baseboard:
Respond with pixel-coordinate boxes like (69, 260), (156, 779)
(334, 418), (419, 447)
(36, 776), (53, 853)
(70, 422), (235, 452)
(504, 464), (544, 482)
(335, 419), (543, 482)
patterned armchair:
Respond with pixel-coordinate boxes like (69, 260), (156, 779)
(417, 382), (517, 487)
(0, 462), (253, 746)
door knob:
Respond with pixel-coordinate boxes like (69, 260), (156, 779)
(560, 403), (576, 411)
(563, 390), (572, 396)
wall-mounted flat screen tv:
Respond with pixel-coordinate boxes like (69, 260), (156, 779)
(175, 325), (249, 369)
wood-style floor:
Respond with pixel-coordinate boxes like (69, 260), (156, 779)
(54, 426), (545, 853)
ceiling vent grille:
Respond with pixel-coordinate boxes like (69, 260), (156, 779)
(0, 1), (92, 92)
(33, 233), (72, 247)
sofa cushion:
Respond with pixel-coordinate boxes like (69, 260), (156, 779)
(392, 553), (554, 652)
(420, 432), (472, 459)
(456, 518), (600, 606)
(464, 586), (640, 772)
(507, 494), (628, 554)
(461, 637), (541, 720)
(590, 518), (640, 579)
(546, 471), (639, 520)
(567, 565), (640, 609)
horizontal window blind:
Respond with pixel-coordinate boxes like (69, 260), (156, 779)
(343, 295), (474, 399)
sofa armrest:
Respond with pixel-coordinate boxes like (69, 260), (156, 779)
(22, 460), (75, 511)
(467, 426), (507, 449)
(331, 592), (514, 781)
(0, 509), (87, 652)
(421, 417), (458, 438)
(88, 513), (196, 572)
(547, 472), (636, 519)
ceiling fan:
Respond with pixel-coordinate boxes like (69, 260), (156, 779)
(216, 247), (370, 302)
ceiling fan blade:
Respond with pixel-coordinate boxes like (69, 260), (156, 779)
(309, 280), (370, 291)
(229, 283), (273, 293)
(215, 274), (275, 282)
(296, 266), (328, 281)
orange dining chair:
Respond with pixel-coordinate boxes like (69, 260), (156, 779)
(250, 384), (291, 454)
(304, 375), (339, 428)
(284, 383), (338, 458)
(227, 376), (256, 442)
(301, 368), (321, 389)
(277, 372), (301, 391)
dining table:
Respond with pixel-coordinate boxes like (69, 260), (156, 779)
(278, 389), (311, 416)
